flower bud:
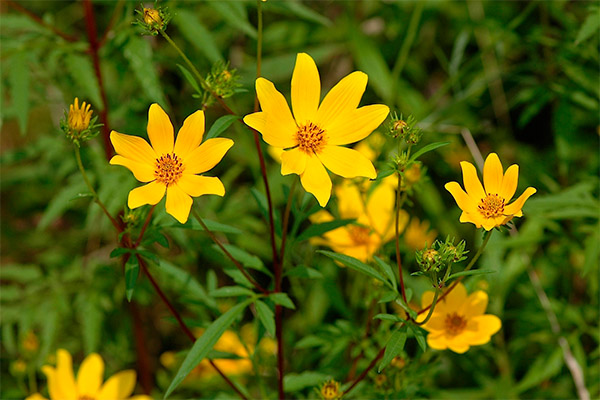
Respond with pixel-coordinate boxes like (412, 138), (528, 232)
(68, 98), (92, 132)
(320, 379), (341, 399)
(143, 8), (163, 27)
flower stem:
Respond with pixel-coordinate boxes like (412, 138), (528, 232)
(279, 178), (297, 264)
(343, 346), (386, 396)
(74, 146), (121, 231)
(134, 205), (155, 247)
(414, 288), (439, 326)
(395, 175), (408, 304)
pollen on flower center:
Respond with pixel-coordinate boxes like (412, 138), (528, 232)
(296, 122), (326, 154)
(478, 193), (505, 218)
(445, 312), (467, 335)
(154, 153), (184, 186)
(349, 226), (371, 245)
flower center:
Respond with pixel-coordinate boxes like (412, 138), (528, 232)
(154, 153), (184, 186)
(478, 193), (505, 218)
(349, 226), (370, 245)
(444, 312), (467, 336)
(78, 396), (95, 400)
(296, 122), (326, 154)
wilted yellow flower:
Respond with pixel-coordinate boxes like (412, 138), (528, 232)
(68, 98), (93, 132)
(311, 181), (407, 262)
(244, 53), (389, 206)
(26, 349), (150, 400)
(110, 104), (233, 223)
(403, 217), (437, 251)
(445, 153), (536, 231)
(418, 283), (501, 353)
(320, 379), (341, 399)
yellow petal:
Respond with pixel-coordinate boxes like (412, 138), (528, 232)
(426, 332), (448, 350)
(442, 282), (467, 311)
(483, 153), (503, 195)
(460, 161), (485, 200)
(25, 394), (47, 400)
(459, 211), (483, 228)
(128, 181), (165, 209)
(315, 71), (367, 128)
(309, 209), (334, 224)
(110, 131), (156, 165)
(147, 103), (174, 155)
(77, 353), (104, 398)
(110, 155), (155, 182)
(460, 291), (488, 318)
(129, 396), (154, 400)
(423, 315), (445, 332)
(244, 112), (296, 148)
(97, 370), (136, 400)
(445, 181), (477, 213)
(326, 104), (389, 145)
(184, 138), (234, 175)
(317, 146), (376, 179)
(281, 148), (308, 176)
(335, 182), (364, 219)
(481, 215), (506, 231)
(504, 187), (536, 216)
(366, 183), (395, 237)
(255, 78), (298, 143)
(421, 290), (435, 309)
(177, 175), (225, 197)
(470, 315), (502, 337)
(243, 112), (266, 132)
(174, 110), (204, 159)
(165, 184), (193, 224)
(500, 164), (519, 201)
(42, 366), (67, 400)
(291, 53), (320, 124)
(446, 339), (470, 354)
(300, 155), (331, 207)
(56, 349), (77, 400)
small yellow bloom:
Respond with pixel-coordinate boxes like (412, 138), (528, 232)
(143, 8), (162, 27)
(22, 330), (39, 353)
(445, 153), (536, 231)
(26, 349), (151, 400)
(403, 217), (437, 251)
(110, 104), (233, 223)
(320, 379), (341, 399)
(244, 53), (389, 206)
(68, 98), (93, 132)
(311, 181), (407, 262)
(418, 283), (501, 353)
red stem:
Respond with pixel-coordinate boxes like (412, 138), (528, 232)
(343, 347), (385, 396)
(129, 301), (153, 394)
(6, 0), (78, 42)
(134, 206), (155, 248)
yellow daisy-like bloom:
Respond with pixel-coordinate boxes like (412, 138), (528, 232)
(244, 53), (389, 206)
(68, 98), (93, 132)
(445, 153), (536, 231)
(418, 283), (501, 353)
(26, 349), (150, 400)
(310, 181), (408, 262)
(110, 104), (233, 224)
(320, 379), (341, 400)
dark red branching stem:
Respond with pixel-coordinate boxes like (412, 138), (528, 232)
(83, 0), (112, 161)
(129, 301), (153, 394)
(6, 0), (78, 42)
(343, 347), (385, 396)
(134, 206), (155, 248)
(347, 299), (377, 381)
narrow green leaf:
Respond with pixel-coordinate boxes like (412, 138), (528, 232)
(9, 52), (29, 134)
(269, 293), (296, 309)
(76, 292), (103, 353)
(173, 12), (223, 63)
(212, 243), (272, 277)
(206, 115), (239, 139)
(255, 300), (275, 336)
(318, 250), (389, 287)
(379, 328), (407, 372)
(447, 269), (496, 281)
(210, 286), (254, 298)
(66, 53), (102, 109)
(284, 265), (323, 279)
(208, 2), (257, 38)
(124, 36), (166, 105)
(376, 168), (395, 180)
(377, 290), (399, 304)
(283, 371), (330, 392)
(177, 64), (202, 94)
(156, 260), (217, 310)
(373, 256), (397, 289)
(125, 257), (139, 302)
(408, 324), (427, 352)
(296, 218), (355, 242)
(409, 142), (450, 162)
(37, 181), (87, 231)
(395, 297), (418, 320)
(0, 264), (41, 282)
(165, 299), (251, 398)
(373, 313), (405, 322)
(268, 1), (332, 26)
(350, 29), (393, 101)
(575, 8), (600, 45)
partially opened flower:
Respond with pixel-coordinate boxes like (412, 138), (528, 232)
(26, 349), (150, 400)
(418, 283), (501, 353)
(110, 104), (233, 223)
(445, 153), (536, 231)
(244, 53), (389, 206)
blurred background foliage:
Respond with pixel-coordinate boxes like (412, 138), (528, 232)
(1, 0), (598, 399)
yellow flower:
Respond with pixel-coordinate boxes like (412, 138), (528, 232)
(403, 217), (437, 251)
(418, 283), (501, 353)
(110, 104), (233, 223)
(68, 98), (93, 132)
(244, 53), (389, 206)
(310, 181), (407, 262)
(143, 8), (162, 27)
(26, 349), (150, 400)
(22, 330), (39, 353)
(445, 153), (536, 231)
(320, 379), (341, 399)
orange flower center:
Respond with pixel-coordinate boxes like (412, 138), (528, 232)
(478, 193), (505, 218)
(349, 226), (371, 245)
(78, 396), (95, 400)
(296, 122), (326, 154)
(444, 312), (467, 335)
(154, 153), (184, 186)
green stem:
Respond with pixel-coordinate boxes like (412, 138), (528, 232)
(415, 288), (439, 326)
(74, 146), (121, 231)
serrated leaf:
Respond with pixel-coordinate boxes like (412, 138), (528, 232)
(255, 300), (275, 336)
(165, 299), (251, 397)
(373, 256), (397, 290)
(318, 250), (390, 287)
(9, 52), (29, 134)
(409, 142), (450, 162)
(66, 53), (102, 109)
(125, 257), (139, 302)
(379, 328), (407, 372)
(208, 2), (257, 38)
(206, 115), (239, 139)
(296, 218), (355, 242)
(210, 286), (254, 298)
(173, 12), (223, 63)
(269, 292), (296, 309)
(447, 269), (496, 281)
(124, 36), (166, 105)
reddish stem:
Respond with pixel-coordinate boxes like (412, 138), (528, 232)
(134, 206), (155, 248)
(129, 301), (153, 394)
(343, 347), (385, 396)
(6, 0), (78, 42)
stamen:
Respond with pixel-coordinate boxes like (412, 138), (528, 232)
(296, 122), (327, 154)
(154, 153), (185, 186)
(349, 226), (370, 245)
(444, 312), (467, 335)
(477, 193), (505, 218)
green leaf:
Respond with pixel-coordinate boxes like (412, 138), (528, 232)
(125, 257), (139, 302)
(9, 52), (29, 135)
(208, 2), (257, 38)
(251, 187), (282, 236)
(66, 53), (102, 109)
(376, 168), (395, 180)
(374, 313), (405, 323)
(177, 64), (202, 95)
(156, 260), (217, 310)
(37, 180), (87, 231)
(284, 265), (323, 279)
(408, 324), (427, 352)
(212, 243), (272, 277)
(350, 29), (393, 101)
(515, 347), (563, 393)
(296, 218), (355, 242)
(206, 115), (239, 139)
(409, 142), (450, 162)
(124, 36), (166, 105)
(173, 12), (223, 63)
(255, 300), (275, 336)
(379, 327), (407, 372)
(165, 299), (251, 398)
(210, 286), (254, 298)
(76, 292), (103, 353)
(575, 8), (600, 45)
(318, 250), (389, 287)
(268, 1), (332, 26)
(373, 256), (397, 290)
(378, 290), (399, 304)
(283, 371), (330, 392)
(395, 296), (418, 320)
(0, 264), (41, 282)
(171, 217), (242, 234)
(269, 292), (296, 309)
(447, 269), (496, 281)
